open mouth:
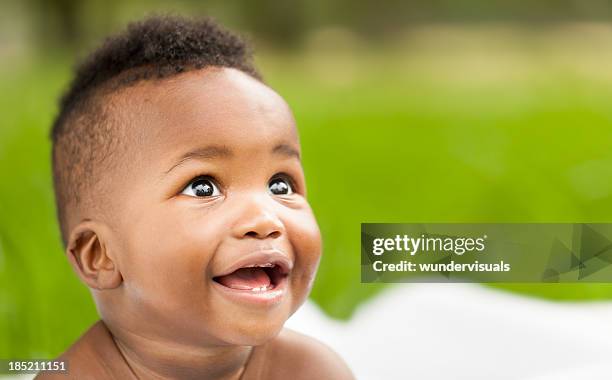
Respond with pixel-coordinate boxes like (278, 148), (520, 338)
(213, 263), (288, 292)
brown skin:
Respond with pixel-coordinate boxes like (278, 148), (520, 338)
(38, 68), (354, 379)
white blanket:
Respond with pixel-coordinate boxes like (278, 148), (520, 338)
(287, 283), (612, 380)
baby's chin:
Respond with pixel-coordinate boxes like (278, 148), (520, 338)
(217, 318), (287, 346)
(197, 278), (309, 344)
(207, 297), (298, 346)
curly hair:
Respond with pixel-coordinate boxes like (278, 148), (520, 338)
(50, 15), (260, 247)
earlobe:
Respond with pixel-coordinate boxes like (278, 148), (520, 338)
(66, 222), (123, 290)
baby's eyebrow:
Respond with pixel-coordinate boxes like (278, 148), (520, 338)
(164, 145), (232, 175)
(163, 143), (300, 176)
(272, 143), (300, 160)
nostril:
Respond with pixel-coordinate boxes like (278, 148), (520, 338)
(244, 230), (281, 239)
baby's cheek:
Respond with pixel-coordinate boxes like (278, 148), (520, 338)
(301, 210), (323, 264)
(289, 211), (322, 297)
(120, 219), (211, 301)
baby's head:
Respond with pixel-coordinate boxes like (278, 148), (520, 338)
(51, 16), (321, 347)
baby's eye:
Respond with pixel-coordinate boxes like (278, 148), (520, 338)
(181, 176), (221, 197)
(268, 175), (294, 195)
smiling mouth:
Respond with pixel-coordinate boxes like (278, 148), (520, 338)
(213, 263), (288, 292)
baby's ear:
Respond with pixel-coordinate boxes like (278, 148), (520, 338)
(66, 221), (123, 290)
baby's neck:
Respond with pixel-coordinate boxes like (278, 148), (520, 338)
(107, 321), (253, 380)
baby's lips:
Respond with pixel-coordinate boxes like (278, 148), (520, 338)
(214, 249), (292, 278)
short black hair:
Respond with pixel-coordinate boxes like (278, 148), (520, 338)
(51, 15), (260, 247)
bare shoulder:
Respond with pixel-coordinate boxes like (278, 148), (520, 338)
(261, 328), (355, 380)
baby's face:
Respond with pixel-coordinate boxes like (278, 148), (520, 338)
(99, 68), (321, 346)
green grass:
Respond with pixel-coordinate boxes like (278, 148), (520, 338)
(2, 26), (612, 357)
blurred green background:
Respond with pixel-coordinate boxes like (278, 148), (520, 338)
(2, 0), (612, 358)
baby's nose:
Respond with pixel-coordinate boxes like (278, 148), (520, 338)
(231, 195), (284, 240)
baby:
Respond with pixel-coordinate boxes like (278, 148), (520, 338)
(39, 15), (354, 380)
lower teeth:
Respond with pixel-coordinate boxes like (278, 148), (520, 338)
(251, 285), (272, 292)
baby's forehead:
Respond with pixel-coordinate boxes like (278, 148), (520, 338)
(107, 67), (300, 166)
(115, 67), (291, 116)
(118, 68), (294, 130)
